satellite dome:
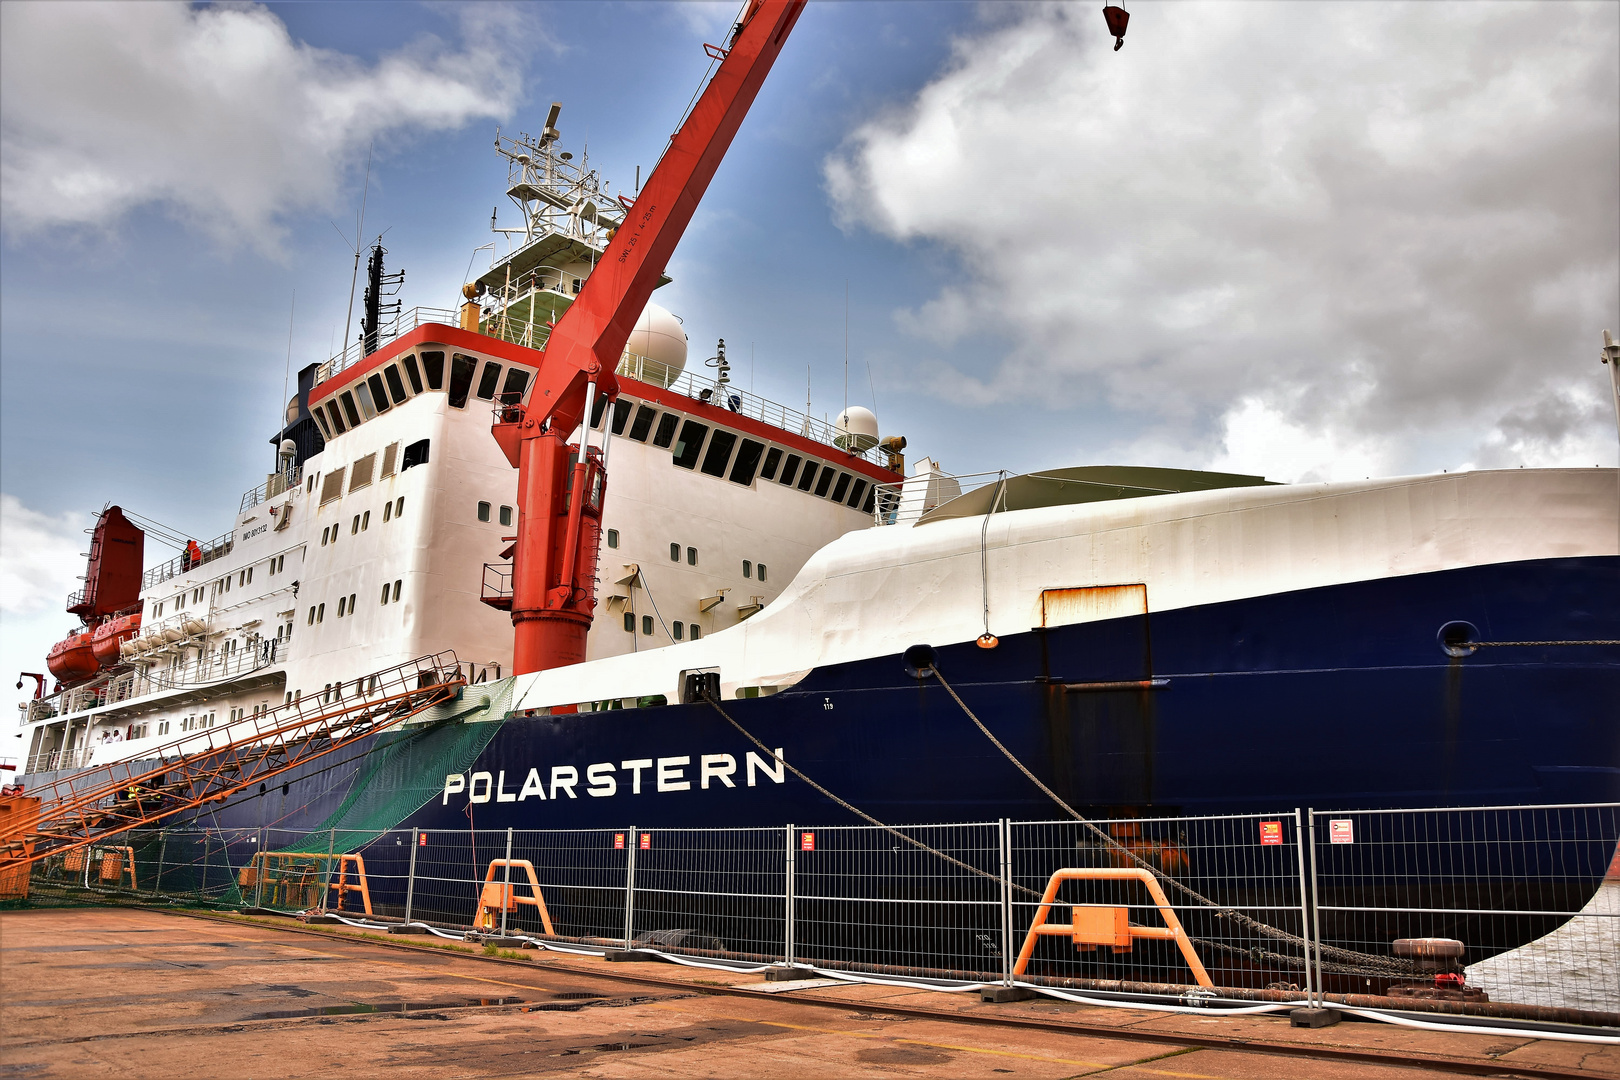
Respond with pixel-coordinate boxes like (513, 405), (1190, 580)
(279, 439), (297, 459)
(834, 406), (879, 453)
(625, 302), (688, 388)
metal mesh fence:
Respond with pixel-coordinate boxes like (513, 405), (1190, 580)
(1308, 804), (1620, 1012)
(16, 803), (1617, 1023)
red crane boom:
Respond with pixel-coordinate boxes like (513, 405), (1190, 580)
(493, 0), (807, 676)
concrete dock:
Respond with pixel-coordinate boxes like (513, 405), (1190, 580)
(2, 908), (1616, 1078)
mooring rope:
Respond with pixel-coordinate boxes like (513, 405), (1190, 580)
(929, 666), (1418, 976)
(702, 685), (1409, 977)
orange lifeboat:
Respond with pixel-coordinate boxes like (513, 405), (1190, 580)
(91, 613), (141, 668)
(46, 630), (98, 684)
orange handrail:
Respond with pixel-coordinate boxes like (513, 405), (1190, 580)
(474, 858), (555, 935)
(1012, 867), (1211, 988)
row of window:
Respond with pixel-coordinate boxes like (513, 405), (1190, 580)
(314, 441), (427, 506)
(311, 351), (531, 442)
(477, 502), (513, 526)
(591, 395), (878, 512)
(153, 549), (298, 619)
(623, 612), (702, 640)
(320, 497), (407, 546)
(305, 579), (405, 624)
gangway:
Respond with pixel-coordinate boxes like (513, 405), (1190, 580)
(0, 653), (465, 869)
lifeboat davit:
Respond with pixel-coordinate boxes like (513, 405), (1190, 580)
(46, 630), (98, 684)
(91, 613), (141, 667)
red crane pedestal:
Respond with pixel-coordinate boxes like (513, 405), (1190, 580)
(494, 411), (606, 676)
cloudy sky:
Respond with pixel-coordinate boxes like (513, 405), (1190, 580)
(1, 0), (1616, 697)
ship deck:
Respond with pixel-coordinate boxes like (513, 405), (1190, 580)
(3, 906), (1614, 1079)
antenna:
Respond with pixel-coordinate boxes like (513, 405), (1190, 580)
(279, 290), (295, 451)
(843, 279), (850, 416)
(340, 143), (375, 359)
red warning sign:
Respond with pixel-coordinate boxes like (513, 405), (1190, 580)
(800, 831), (815, 852)
(418, 833), (427, 847)
(1329, 819), (1354, 845)
(613, 833), (625, 850)
(639, 832), (651, 850)
(1259, 821), (1283, 846)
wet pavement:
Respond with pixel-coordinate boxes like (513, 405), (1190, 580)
(2, 907), (1617, 1078)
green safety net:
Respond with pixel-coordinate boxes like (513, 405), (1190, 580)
(270, 678), (515, 855)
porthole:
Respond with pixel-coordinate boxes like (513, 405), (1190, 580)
(642, 615), (654, 635)
(499, 505), (513, 527)
(670, 542), (680, 562)
(607, 529), (619, 549)
(478, 501), (492, 523)
(623, 611), (635, 633)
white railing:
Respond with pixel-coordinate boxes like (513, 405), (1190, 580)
(142, 531), (236, 590)
(240, 465), (303, 513)
(318, 306), (460, 383)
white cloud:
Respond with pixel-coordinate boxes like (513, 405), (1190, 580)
(0, 495), (86, 618)
(826, 1), (1620, 476)
(0, 496), (87, 704)
(0, 1), (530, 249)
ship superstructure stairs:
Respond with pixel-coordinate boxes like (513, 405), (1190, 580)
(0, 652), (465, 869)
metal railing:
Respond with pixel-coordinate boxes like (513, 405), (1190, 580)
(141, 531), (236, 590)
(318, 306), (460, 383)
(26, 803), (1615, 1035)
(240, 466), (303, 514)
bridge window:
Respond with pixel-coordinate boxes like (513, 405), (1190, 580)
(653, 413), (679, 448)
(848, 479), (868, 508)
(325, 402), (346, 435)
(384, 366), (408, 404)
(730, 439), (765, 485)
(672, 420), (709, 469)
(701, 430), (737, 477)
(831, 473), (852, 503)
(340, 390), (362, 427)
(760, 447), (782, 481)
(814, 466), (835, 497)
(355, 382), (379, 420)
(591, 395), (610, 428)
(401, 356), (425, 395)
(421, 351), (445, 390)
(366, 374), (391, 413)
(779, 454), (801, 486)
(628, 405), (656, 441)
(476, 362), (502, 400)
(312, 410), (332, 440)
(796, 461), (818, 492)
(447, 354), (478, 408)
(501, 367), (530, 401)
(612, 399), (633, 435)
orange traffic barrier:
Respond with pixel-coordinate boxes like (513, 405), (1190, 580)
(474, 859), (555, 935)
(1012, 867), (1211, 988)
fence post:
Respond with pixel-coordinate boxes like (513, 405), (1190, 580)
(1292, 808), (1312, 1006)
(256, 827), (267, 909)
(404, 827), (419, 924)
(1000, 818), (1013, 987)
(151, 830), (167, 898)
(1306, 808), (1324, 1008)
(623, 825), (637, 949)
(321, 827), (336, 913)
(784, 824), (795, 968)
(200, 833), (210, 902)
(500, 827), (514, 937)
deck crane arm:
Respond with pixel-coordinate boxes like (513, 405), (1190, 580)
(493, 0), (808, 676)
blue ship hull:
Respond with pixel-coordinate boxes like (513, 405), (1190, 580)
(191, 555), (1617, 835)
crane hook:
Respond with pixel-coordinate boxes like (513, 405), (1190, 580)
(1103, 3), (1129, 51)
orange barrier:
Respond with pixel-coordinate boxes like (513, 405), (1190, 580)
(1012, 867), (1212, 988)
(240, 851), (371, 915)
(474, 859), (555, 935)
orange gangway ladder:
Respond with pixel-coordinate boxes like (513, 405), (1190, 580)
(474, 859), (555, 935)
(1012, 867), (1212, 988)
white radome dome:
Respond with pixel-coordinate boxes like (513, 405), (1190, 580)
(625, 302), (687, 388)
(834, 406), (879, 453)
